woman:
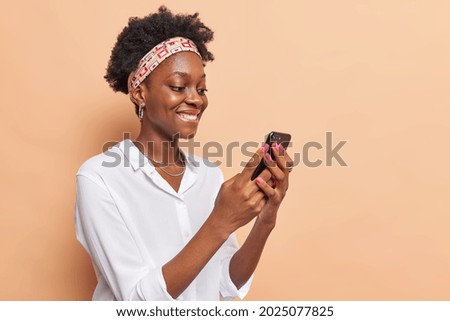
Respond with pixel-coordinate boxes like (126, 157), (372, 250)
(75, 6), (292, 301)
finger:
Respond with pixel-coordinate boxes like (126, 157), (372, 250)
(255, 177), (276, 199)
(285, 153), (294, 171)
(267, 177), (276, 188)
(251, 189), (266, 203)
(248, 168), (272, 195)
(263, 151), (286, 182)
(241, 144), (268, 179)
(281, 146), (294, 171)
(272, 143), (294, 172)
(258, 168), (272, 182)
(246, 190), (266, 215)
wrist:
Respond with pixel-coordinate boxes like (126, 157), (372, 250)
(256, 204), (280, 231)
(255, 215), (276, 231)
(206, 208), (233, 241)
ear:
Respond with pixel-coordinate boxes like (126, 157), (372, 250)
(130, 85), (147, 106)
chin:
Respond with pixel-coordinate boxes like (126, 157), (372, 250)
(178, 129), (198, 140)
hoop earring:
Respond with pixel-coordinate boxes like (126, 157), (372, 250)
(138, 104), (144, 121)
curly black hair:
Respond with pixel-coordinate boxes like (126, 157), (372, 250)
(104, 5), (214, 116)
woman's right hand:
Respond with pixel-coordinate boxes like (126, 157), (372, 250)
(210, 146), (272, 236)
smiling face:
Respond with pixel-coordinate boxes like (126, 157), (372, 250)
(134, 51), (208, 141)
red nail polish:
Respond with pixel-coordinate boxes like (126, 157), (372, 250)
(273, 143), (280, 151)
(271, 181), (277, 188)
(265, 153), (272, 161)
(261, 143), (269, 153)
(255, 177), (263, 184)
(278, 144), (285, 152)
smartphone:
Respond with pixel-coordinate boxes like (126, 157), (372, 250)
(251, 131), (291, 180)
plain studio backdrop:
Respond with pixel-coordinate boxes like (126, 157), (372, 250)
(0, 0), (449, 300)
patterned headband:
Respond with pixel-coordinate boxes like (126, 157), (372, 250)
(127, 36), (201, 94)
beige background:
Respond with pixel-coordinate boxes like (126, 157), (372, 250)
(1, 0), (449, 300)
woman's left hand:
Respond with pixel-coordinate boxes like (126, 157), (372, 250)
(254, 143), (294, 229)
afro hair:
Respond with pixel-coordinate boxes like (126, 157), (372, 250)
(104, 5), (214, 97)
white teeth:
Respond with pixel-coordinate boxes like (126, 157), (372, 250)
(177, 113), (198, 121)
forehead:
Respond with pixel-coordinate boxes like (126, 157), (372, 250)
(149, 51), (205, 80)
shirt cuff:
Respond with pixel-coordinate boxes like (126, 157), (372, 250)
(220, 255), (254, 300)
(135, 266), (176, 301)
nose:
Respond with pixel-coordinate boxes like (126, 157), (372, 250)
(184, 87), (203, 108)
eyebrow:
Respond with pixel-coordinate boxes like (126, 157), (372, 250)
(167, 71), (206, 79)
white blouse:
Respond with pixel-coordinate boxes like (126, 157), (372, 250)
(74, 139), (253, 301)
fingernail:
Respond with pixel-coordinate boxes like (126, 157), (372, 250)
(271, 181), (277, 188)
(265, 153), (272, 161)
(261, 143), (269, 153)
(273, 143), (280, 151)
(278, 144), (285, 152)
(255, 177), (263, 184)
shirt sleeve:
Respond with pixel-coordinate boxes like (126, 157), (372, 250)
(75, 174), (175, 301)
(219, 233), (254, 300)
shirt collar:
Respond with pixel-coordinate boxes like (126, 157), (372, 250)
(119, 139), (199, 173)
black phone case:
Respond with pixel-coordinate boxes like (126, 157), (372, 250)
(251, 131), (291, 180)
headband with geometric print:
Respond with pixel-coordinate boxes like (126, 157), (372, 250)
(127, 36), (201, 95)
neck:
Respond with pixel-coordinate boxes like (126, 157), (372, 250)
(134, 130), (181, 165)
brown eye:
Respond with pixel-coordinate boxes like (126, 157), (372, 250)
(198, 88), (208, 95)
(170, 86), (185, 92)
